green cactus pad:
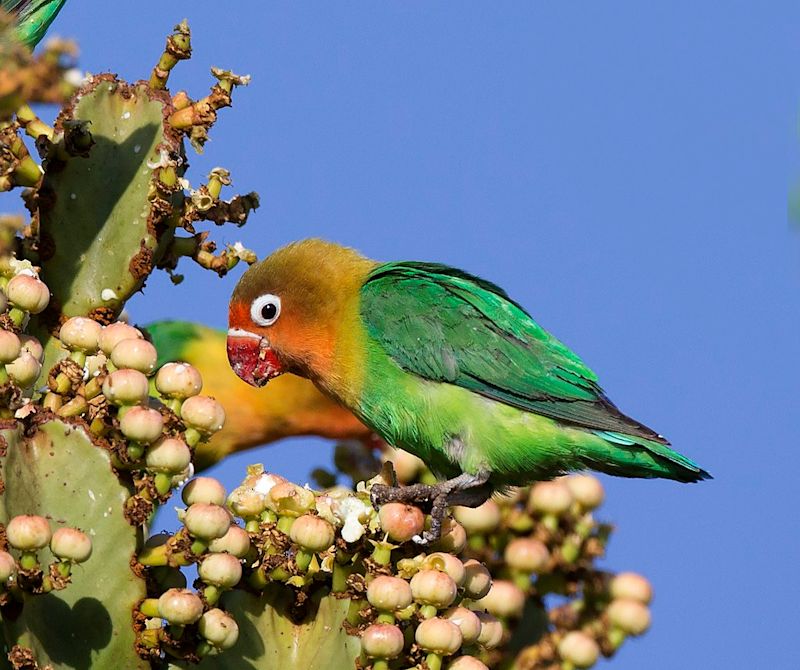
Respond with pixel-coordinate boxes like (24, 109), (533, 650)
(193, 586), (360, 669)
(0, 418), (148, 669)
(38, 74), (181, 323)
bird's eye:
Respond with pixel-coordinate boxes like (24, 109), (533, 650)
(250, 294), (281, 326)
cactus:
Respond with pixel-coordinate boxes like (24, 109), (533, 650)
(0, 19), (655, 670)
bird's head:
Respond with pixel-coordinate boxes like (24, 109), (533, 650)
(227, 239), (376, 387)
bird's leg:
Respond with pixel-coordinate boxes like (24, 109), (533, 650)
(370, 482), (440, 513)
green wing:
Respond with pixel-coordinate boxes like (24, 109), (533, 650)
(360, 261), (667, 443)
(2, 0), (67, 48)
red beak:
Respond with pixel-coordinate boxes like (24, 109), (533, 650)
(226, 329), (283, 387)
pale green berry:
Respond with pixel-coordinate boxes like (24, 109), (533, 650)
(119, 406), (164, 444)
(19, 335), (43, 363)
(289, 514), (335, 552)
(183, 503), (231, 541)
(452, 500), (501, 535)
(607, 598), (651, 636)
(6, 352), (41, 387)
(156, 362), (202, 399)
(0, 551), (16, 581)
(180, 395), (224, 433)
(447, 655), (489, 670)
(111, 338), (158, 375)
(565, 474), (605, 510)
(473, 580), (526, 619)
(557, 631), (599, 668)
(410, 569), (458, 609)
(7, 515), (51, 550)
(199, 553), (242, 588)
(474, 611), (503, 649)
(199, 608), (239, 650)
(425, 552), (466, 586)
(367, 575), (413, 611)
(361, 623), (405, 659)
(528, 480), (573, 515)
(183, 477), (227, 506)
(227, 487), (267, 518)
(609, 572), (653, 605)
(208, 525), (251, 558)
(157, 588), (203, 625)
(504, 537), (550, 573)
(0, 330), (21, 363)
(145, 437), (191, 474)
(462, 559), (492, 600)
(59, 317), (102, 354)
(102, 369), (149, 405)
(443, 606), (482, 645)
(433, 518), (467, 554)
(6, 274), (50, 313)
(268, 481), (315, 516)
(378, 502), (425, 542)
(415, 617), (463, 655)
(50, 527), (92, 563)
(99, 322), (143, 356)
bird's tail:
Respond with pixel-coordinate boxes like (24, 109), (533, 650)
(583, 430), (712, 483)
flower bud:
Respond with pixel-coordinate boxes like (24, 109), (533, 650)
(447, 656), (489, 670)
(50, 528), (92, 563)
(102, 369), (149, 406)
(99, 322), (143, 355)
(289, 514), (335, 552)
(183, 503), (231, 540)
(528, 480), (573, 515)
(199, 608), (239, 650)
(156, 362), (202, 399)
(157, 588), (203, 625)
(181, 395), (225, 433)
(473, 579), (525, 619)
(504, 538), (550, 573)
(361, 623), (404, 659)
(119, 406), (164, 444)
(268, 481), (315, 516)
(0, 551), (16, 581)
(433, 517), (467, 554)
(462, 559), (492, 600)
(199, 552), (242, 588)
(111, 338), (157, 375)
(410, 569), (458, 609)
(443, 606), (482, 645)
(565, 475), (604, 510)
(367, 575), (413, 611)
(0, 330), (21, 363)
(609, 572), (652, 605)
(378, 502), (425, 542)
(19, 335), (43, 363)
(415, 617), (462, 655)
(474, 612), (503, 649)
(557, 631), (599, 668)
(145, 437), (191, 474)
(425, 552), (465, 586)
(6, 274), (49, 313)
(208, 525), (251, 558)
(607, 598), (651, 636)
(452, 500), (501, 535)
(6, 352), (41, 387)
(7, 515), (51, 550)
(183, 477), (227, 506)
(59, 317), (102, 354)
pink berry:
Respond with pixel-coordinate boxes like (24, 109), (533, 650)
(102, 369), (149, 406)
(157, 588), (203, 625)
(528, 480), (573, 515)
(0, 551), (16, 581)
(208, 525), (251, 558)
(415, 617), (463, 655)
(199, 608), (239, 649)
(180, 395), (225, 433)
(504, 538), (550, 573)
(6, 352), (41, 387)
(448, 656), (489, 670)
(182, 477), (227, 506)
(6, 515), (51, 550)
(289, 514), (335, 552)
(145, 437), (191, 474)
(473, 580), (526, 619)
(609, 572), (653, 605)
(443, 606), (482, 645)
(383, 446), (424, 483)
(474, 611), (503, 649)
(410, 569), (458, 609)
(452, 500), (501, 535)
(361, 623), (404, 659)
(199, 552), (242, 588)
(99, 322), (143, 356)
(19, 335), (43, 363)
(59, 317), (102, 354)
(156, 362), (202, 399)
(50, 527), (92, 563)
(462, 559), (492, 600)
(425, 553), (466, 586)
(0, 329), (21, 363)
(607, 598), (651, 636)
(367, 575), (413, 611)
(565, 475), (605, 510)
(183, 503), (231, 541)
(378, 502), (425, 542)
(433, 518), (467, 554)
(111, 338), (158, 375)
(557, 631), (599, 668)
(268, 481), (315, 516)
(6, 274), (50, 313)
(119, 406), (164, 444)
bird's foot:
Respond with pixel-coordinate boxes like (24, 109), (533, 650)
(369, 482), (438, 513)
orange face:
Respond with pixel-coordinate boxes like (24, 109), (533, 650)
(227, 239), (376, 388)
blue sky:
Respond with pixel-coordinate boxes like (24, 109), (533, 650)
(37, 2), (800, 667)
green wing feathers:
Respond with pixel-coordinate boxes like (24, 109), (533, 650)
(361, 262), (710, 482)
(2, 0), (67, 48)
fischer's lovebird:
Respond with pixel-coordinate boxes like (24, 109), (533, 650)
(227, 239), (710, 541)
(2, 0), (67, 48)
(146, 320), (372, 471)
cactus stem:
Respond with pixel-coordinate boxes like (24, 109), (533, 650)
(245, 519), (260, 533)
(8, 307), (26, 327)
(84, 377), (103, 399)
(248, 567), (268, 590)
(127, 443), (144, 460)
(371, 541), (393, 566)
(608, 627), (626, 650)
(52, 372), (72, 394)
(561, 662), (576, 670)
(16, 105), (55, 142)
(276, 516), (294, 535)
(372, 660), (389, 670)
(57, 396), (87, 418)
(19, 551), (38, 571)
(69, 351), (87, 366)
(513, 572), (532, 591)
(295, 550), (313, 573)
(0, 367), (7, 384)
(376, 612), (395, 625)
(269, 565), (291, 582)
(172, 91), (192, 110)
(43, 392), (63, 412)
(419, 604), (437, 620)
(185, 427), (202, 448)
(166, 398), (182, 414)
(14, 155), (42, 187)
(425, 652), (443, 670)
(149, 20), (192, 90)
(345, 599), (363, 626)
(542, 514), (559, 533)
(203, 584), (221, 605)
(561, 537), (581, 564)
(55, 561), (72, 579)
(332, 562), (352, 593)
(190, 539), (208, 555)
(154, 473), (172, 495)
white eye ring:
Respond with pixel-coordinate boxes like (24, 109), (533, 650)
(250, 294), (281, 326)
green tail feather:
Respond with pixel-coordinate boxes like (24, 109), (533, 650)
(3, 0), (67, 48)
